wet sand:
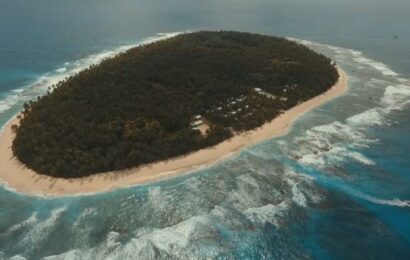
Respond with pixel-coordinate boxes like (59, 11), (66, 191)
(0, 69), (348, 196)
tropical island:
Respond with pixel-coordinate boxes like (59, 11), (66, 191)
(0, 31), (347, 195)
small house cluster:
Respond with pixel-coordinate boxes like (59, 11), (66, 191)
(191, 114), (203, 130)
(205, 92), (265, 122)
(199, 85), (297, 131)
(190, 114), (210, 135)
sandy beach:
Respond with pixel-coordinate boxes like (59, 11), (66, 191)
(0, 69), (347, 196)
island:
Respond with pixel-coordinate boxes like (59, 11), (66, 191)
(0, 31), (347, 195)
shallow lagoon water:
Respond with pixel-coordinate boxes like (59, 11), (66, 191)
(1, 0), (410, 259)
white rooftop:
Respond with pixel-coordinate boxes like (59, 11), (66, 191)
(191, 120), (203, 126)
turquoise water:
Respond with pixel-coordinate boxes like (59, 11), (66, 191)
(1, 0), (410, 259)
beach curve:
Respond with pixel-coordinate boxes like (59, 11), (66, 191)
(0, 69), (348, 196)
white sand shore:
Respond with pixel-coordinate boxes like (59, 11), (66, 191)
(0, 69), (347, 196)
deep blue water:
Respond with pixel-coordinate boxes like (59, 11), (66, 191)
(1, 0), (410, 259)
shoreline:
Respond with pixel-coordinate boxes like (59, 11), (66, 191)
(0, 69), (348, 197)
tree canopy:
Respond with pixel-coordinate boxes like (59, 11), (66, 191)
(12, 31), (338, 178)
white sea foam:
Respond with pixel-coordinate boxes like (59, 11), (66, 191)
(345, 149), (376, 165)
(298, 154), (326, 167)
(225, 189), (256, 211)
(40, 167), (321, 258)
(118, 216), (212, 257)
(106, 231), (121, 248)
(345, 108), (385, 127)
(236, 174), (260, 188)
(309, 121), (370, 146)
(3, 33), (410, 260)
(279, 41), (409, 168)
(73, 207), (97, 227)
(183, 176), (201, 190)
(54, 67), (67, 73)
(244, 201), (290, 227)
(0, 93), (19, 113)
(350, 190), (410, 208)
(146, 186), (169, 211)
(287, 179), (307, 207)
(43, 214), (214, 259)
(352, 56), (399, 77)
(289, 117), (379, 169)
(397, 78), (408, 83)
(9, 255), (28, 260)
(363, 78), (389, 89)
(19, 207), (67, 247)
(0, 32), (184, 116)
(283, 168), (323, 206)
(369, 198), (410, 207)
(285, 167), (316, 182)
(43, 250), (79, 260)
(141, 217), (207, 251)
(299, 143), (376, 167)
(4, 212), (38, 234)
(380, 84), (410, 109)
(292, 56), (409, 168)
(293, 37), (401, 80)
(283, 37), (410, 191)
(12, 88), (24, 93)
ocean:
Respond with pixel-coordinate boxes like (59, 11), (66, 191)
(1, 0), (410, 259)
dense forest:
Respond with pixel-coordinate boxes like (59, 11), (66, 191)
(12, 31), (339, 178)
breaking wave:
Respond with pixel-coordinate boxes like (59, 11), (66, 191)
(0, 32), (183, 116)
(40, 166), (321, 259)
(279, 38), (410, 172)
(349, 190), (410, 208)
(1, 34), (409, 259)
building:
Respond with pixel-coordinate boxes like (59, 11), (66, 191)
(191, 120), (203, 127)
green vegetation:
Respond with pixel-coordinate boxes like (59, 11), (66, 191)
(12, 31), (338, 178)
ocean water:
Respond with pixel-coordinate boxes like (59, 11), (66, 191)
(1, 0), (410, 259)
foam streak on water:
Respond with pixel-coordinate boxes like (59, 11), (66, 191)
(280, 39), (410, 206)
(0, 32), (183, 119)
(0, 35), (410, 259)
